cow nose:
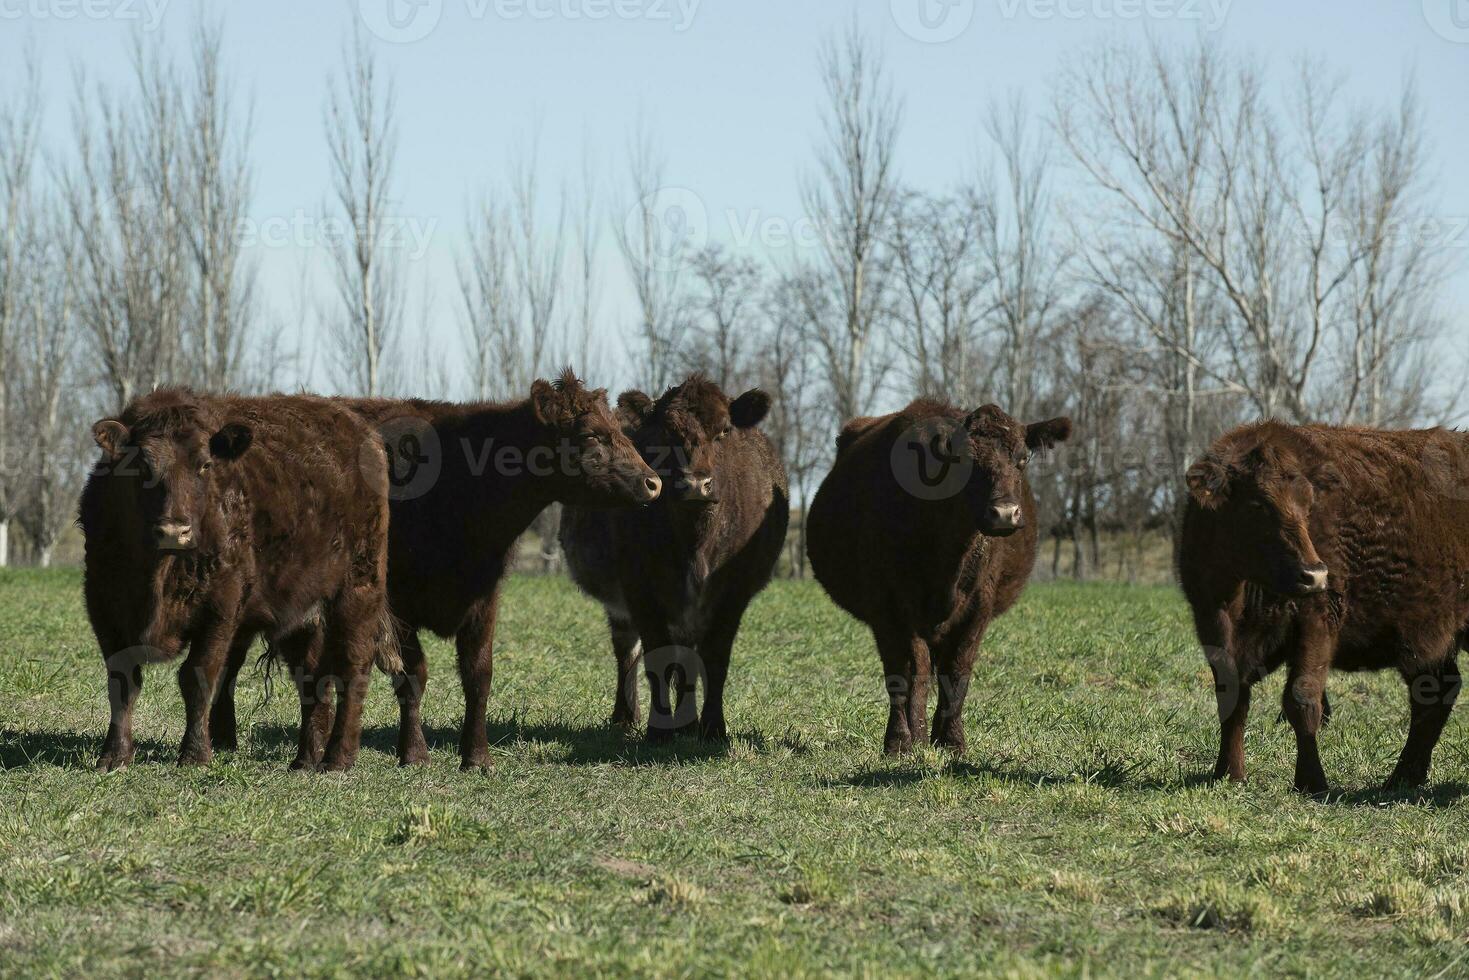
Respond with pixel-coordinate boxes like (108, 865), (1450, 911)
(698, 477), (714, 498)
(987, 502), (1021, 529)
(1298, 564), (1329, 593)
(154, 521), (193, 549)
(642, 475), (662, 500)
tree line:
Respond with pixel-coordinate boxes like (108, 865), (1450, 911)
(0, 21), (1457, 575)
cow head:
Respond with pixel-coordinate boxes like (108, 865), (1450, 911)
(1186, 432), (1329, 597)
(91, 393), (252, 553)
(622, 375), (770, 505)
(530, 368), (662, 507)
(959, 405), (1071, 537)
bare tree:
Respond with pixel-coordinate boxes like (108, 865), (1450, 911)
(64, 38), (189, 409)
(0, 54), (41, 566)
(181, 18), (256, 390)
(683, 244), (762, 391)
(614, 122), (691, 394)
(979, 96), (1066, 423)
(886, 188), (992, 407)
(797, 23), (902, 422)
(13, 206), (84, 567)
(323, 28), (403, 396)
(759, 274), (827, 578)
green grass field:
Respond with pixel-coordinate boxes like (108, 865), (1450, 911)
(3, 568), (1469, 977)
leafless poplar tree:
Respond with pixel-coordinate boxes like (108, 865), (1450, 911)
(614, 123), (690, 395)
(0, 57), (41, 566)
(324, 28), (403, 396)
(683, 244), (762, 391)
(182, 18), (256, 390)
(886, 188), (992, 408)
(797, 22), (902, 421)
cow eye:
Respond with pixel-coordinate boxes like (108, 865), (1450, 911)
(199, 460), (213, 474)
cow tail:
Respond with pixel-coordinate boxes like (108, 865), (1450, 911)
(374, 605), (405, 675)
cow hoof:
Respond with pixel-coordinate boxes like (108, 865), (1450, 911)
(697, 723), (728, 743)
(177, 752), (212, 767)
(289, 757), (322, 773)
(399, 749), (431, 767)
(1384, 770), (1428, 791)
(96, 754), (132, 772)
(882, 738), (914, 756)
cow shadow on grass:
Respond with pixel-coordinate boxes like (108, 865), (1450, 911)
(846, 757), (1214, 793)
(0, 727), (173, 770)
(244, 718), (756, 768)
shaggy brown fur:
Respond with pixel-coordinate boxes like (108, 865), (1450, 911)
(79, 389), (394, 772)
(806, 400), (1071, 754)
(1179, 421), (1469, 793)
(559, 375), (789, 740)
(211, 371), (661, 770)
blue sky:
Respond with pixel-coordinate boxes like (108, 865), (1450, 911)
(2, 0), (1466, 395)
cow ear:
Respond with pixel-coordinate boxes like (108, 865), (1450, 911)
(92, 419), (130, 460)
(530, 378), (562, 426)
(616, 390), (655, 426)
(1186, 456), (1231, 510)
(209, 423), (253, 461)
(1025, 417), (1072, 451)
(730, 389), (771, 429)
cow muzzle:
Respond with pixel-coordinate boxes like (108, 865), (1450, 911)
(980, 500), (1023, 537)
(153, 521), (195, 550)
(1288, 563), (1329, 596)
(678, 475), (718, 503)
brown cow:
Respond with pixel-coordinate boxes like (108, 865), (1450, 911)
(1179, 421), (1469, 793)
(559, 375), (789, 740)
(211, 370), (662, 770)
(807, 400), (1071, 755)
(79, 389), (396, 772)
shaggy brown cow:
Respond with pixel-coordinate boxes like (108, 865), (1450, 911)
(559, 375), (789, 740)
(1179, 421), (1469, 793)
(807, 400), (1071, 755)
(211, 370), (662, 770)
(79, 390), (396, 772)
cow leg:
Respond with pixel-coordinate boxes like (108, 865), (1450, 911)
(177, 620), (238, 766)
(209, 631), (256, 753)
(609, 616), (643, 730)
(875, 626), (926, 755)
(1281, 622), (1334, 794)
(1212, 676), (1253, 783)
(97, 654), (145, 772)
(392, 628), (431, 766)
(697, 601), (752, 743)
(931, 629), (984, 754)
(642, 625), (698, 743)
(1387, 654), (1461, 789)
(455, 595), (500, 771)
(286, 628), (334, 771)
(319, 590), (381, 772)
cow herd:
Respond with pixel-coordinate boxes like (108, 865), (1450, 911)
(78, 371), (1469, 793)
